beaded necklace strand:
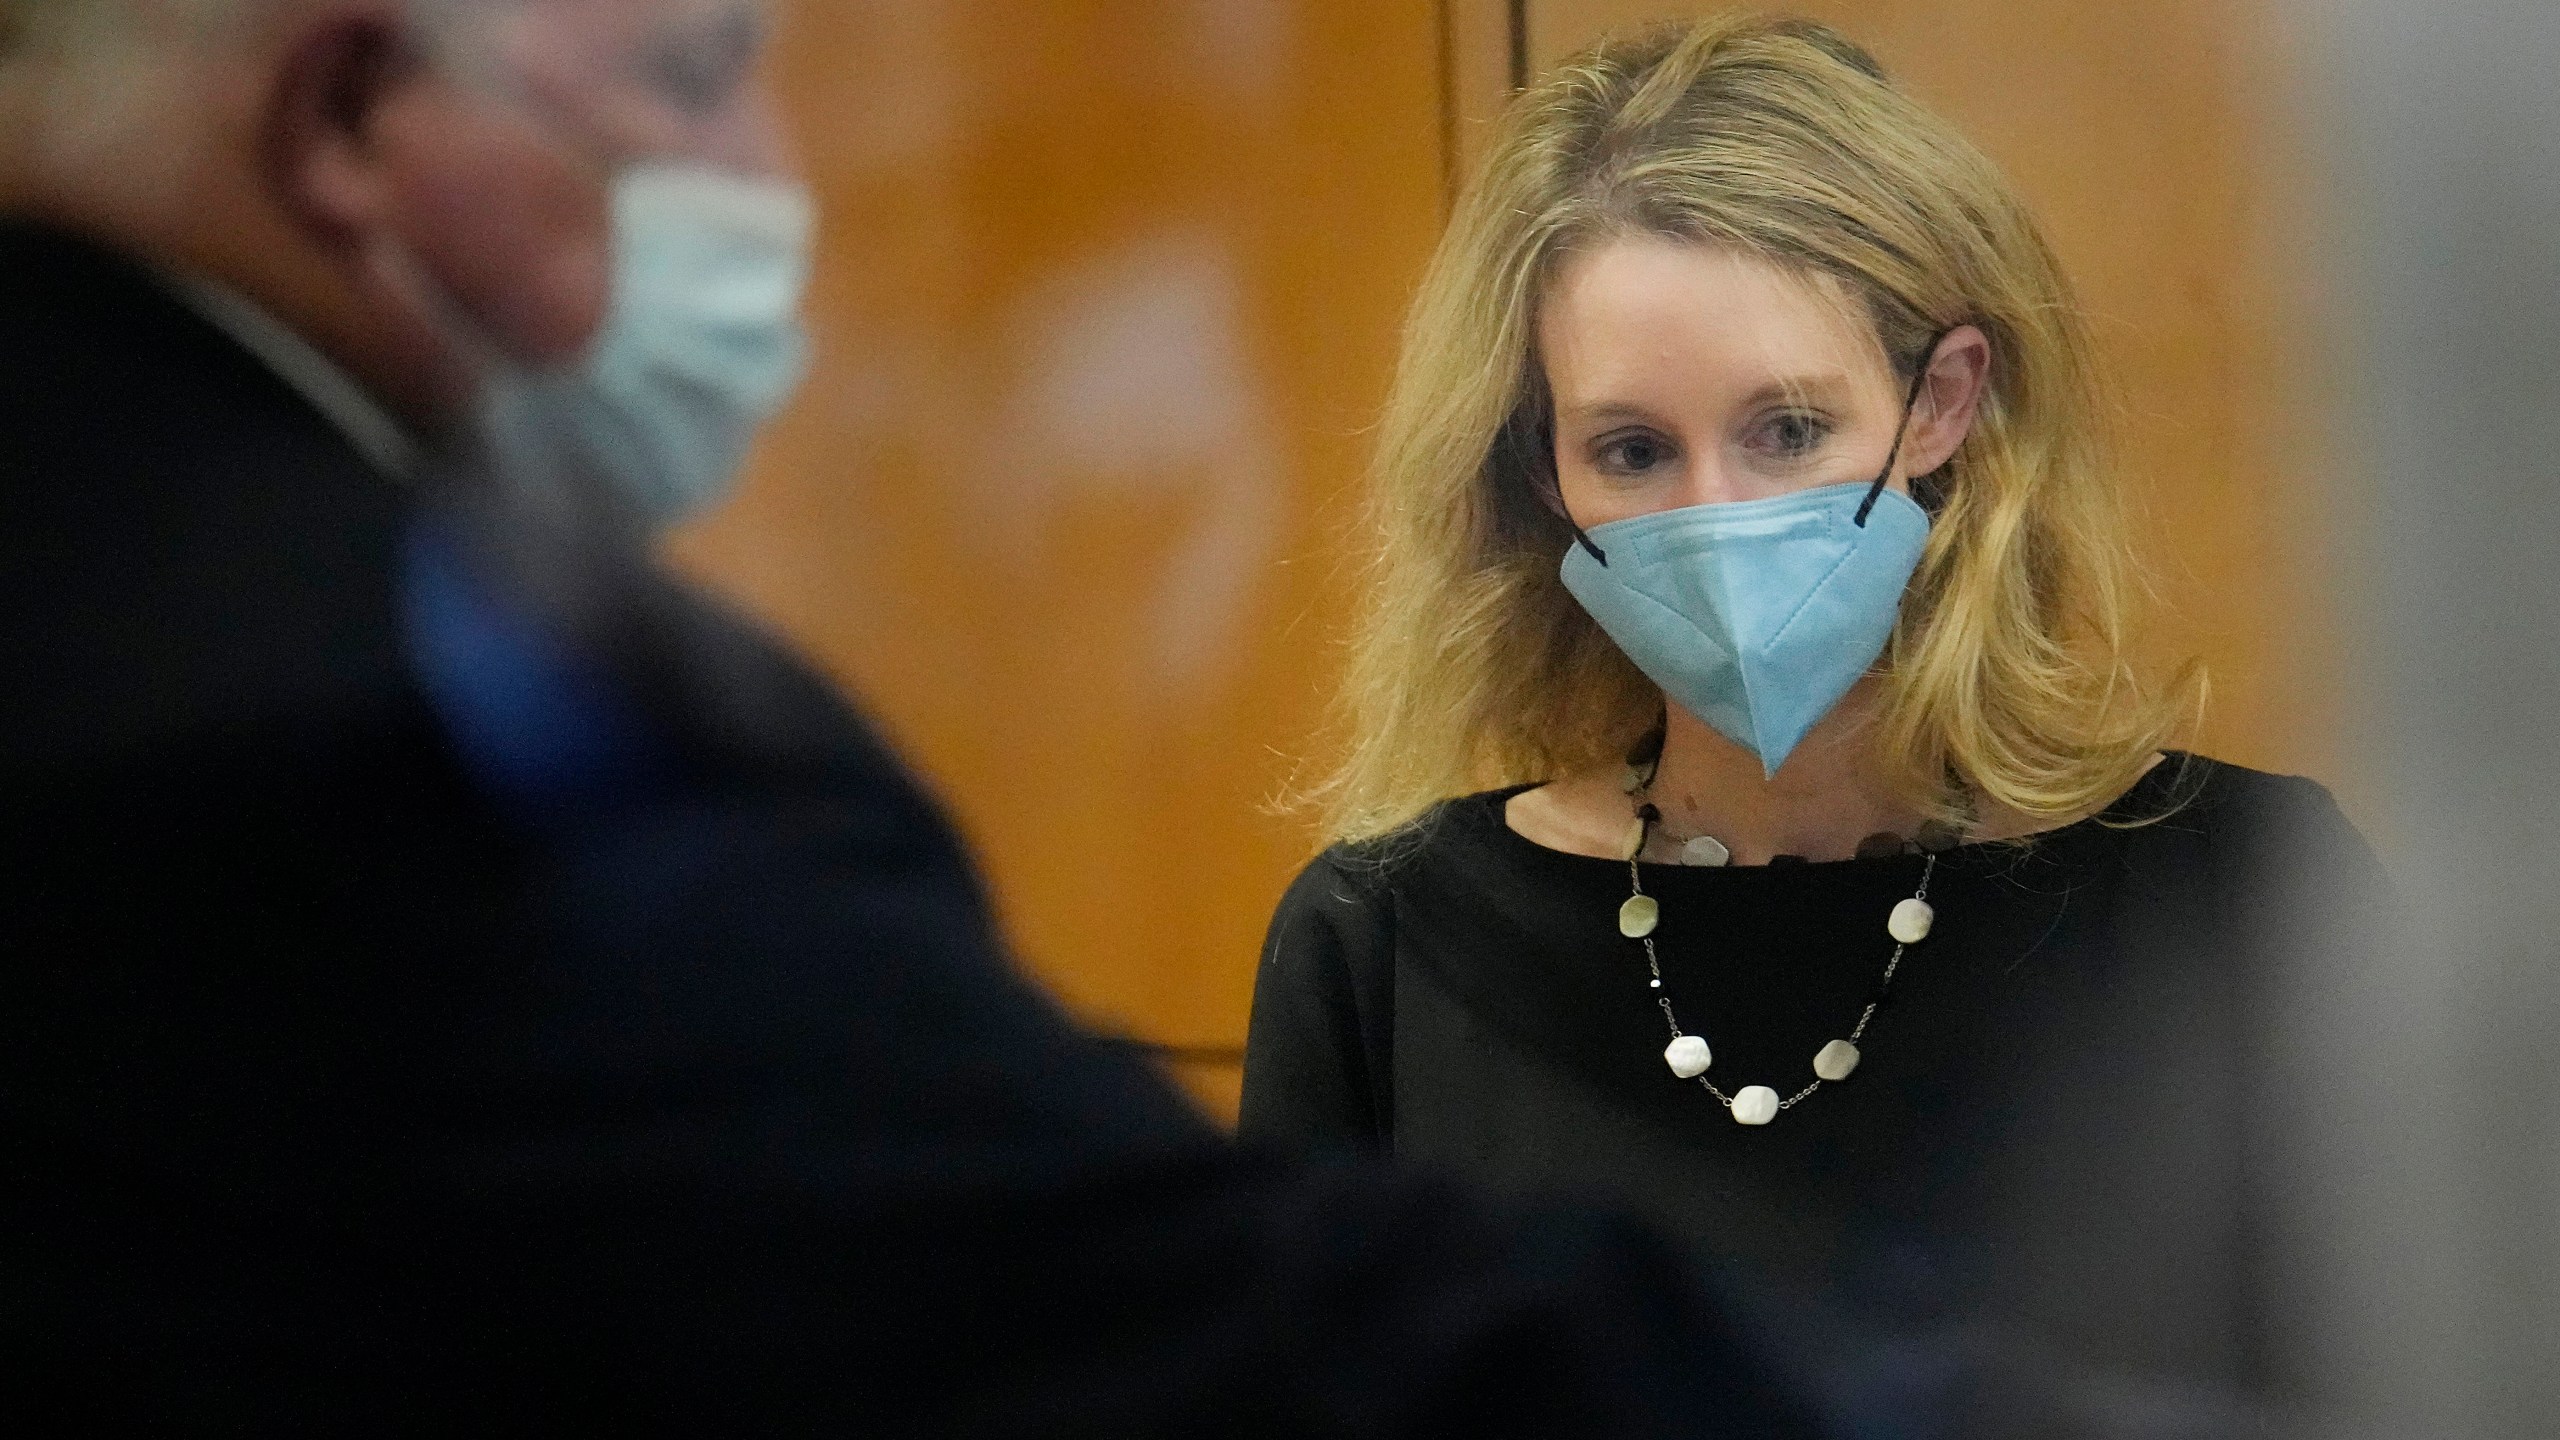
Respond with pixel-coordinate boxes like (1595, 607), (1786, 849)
(1615, 757), (1948, 1126)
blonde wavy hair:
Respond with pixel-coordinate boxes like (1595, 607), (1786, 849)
(1313, 13), (2193, 846)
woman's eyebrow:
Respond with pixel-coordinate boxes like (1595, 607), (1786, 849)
(1559, 371), (1861, 428)
(1557, 401), (1666, 428)
(1738, 372), (1858, 407)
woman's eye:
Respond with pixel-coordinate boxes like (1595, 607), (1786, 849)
(1752, 412), (1833, 460)
(1594, 432), (1675, 475)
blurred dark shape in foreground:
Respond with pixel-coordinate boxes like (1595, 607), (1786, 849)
(2270, 0), (2560, 1433)
(0, 1), (1812, 1430)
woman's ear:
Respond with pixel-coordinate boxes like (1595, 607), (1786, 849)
(1899, 324), (1991, 479)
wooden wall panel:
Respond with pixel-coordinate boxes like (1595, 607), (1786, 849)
(673, 0), (1449, 1118)
(1441, 0), (1524, 201)
(1488, 1), (2338, 789)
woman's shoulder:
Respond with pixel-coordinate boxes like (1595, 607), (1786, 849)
(2123, 752), (2351, 830)
(1277, 787), (1528, 911)
(2104, 752), (2374, 878)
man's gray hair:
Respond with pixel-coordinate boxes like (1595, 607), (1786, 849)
(0, 0), (509, 163)
(3, 0), (259, 56)
(1, 0), (497, 61)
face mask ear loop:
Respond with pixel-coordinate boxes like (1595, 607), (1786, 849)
(1544, 475), (1609, 566)
(1505, 375), (1608, 566)
(1854, 328), (1954, 528)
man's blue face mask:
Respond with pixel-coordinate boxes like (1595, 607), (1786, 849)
(1555, 341), (1945, 776)
(479, 162), (817, 525)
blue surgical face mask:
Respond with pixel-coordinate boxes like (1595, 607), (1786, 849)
(478, 162), (817, 525)
(1555, 350), (1943, 776)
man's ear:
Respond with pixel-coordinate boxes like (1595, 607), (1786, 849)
(1900, 324), (1992, 480)
(265, 6), (416, 247)
(263, 2), (610, 366)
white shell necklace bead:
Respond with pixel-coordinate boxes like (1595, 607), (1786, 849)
(1813, 1039), (1862, 1081)
(1729, 1085), (1781, 1126)
(1664, 1034), (1712, 1078)
(1621, 767), (1949, 1127)
(1618, 894), (1661, 938)
(1678, 833), (1732, 867)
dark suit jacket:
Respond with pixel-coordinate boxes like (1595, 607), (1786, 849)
(0, 224), (1814, 1434)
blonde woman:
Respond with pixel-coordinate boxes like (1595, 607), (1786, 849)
(1243, 14), (2374, 1421)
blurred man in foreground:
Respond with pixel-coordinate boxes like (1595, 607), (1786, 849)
(0, 0), (1815, 1430)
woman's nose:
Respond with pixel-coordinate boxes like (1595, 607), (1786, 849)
(1669, 458), (1756, 509)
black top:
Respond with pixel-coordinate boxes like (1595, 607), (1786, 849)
(1244, 756), (2379, 1432)
(0, 224), (1816, 1435)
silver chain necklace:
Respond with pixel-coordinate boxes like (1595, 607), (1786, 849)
(1618, 764), (1943, 1126)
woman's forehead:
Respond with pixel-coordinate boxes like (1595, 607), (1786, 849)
(1538, 236), (1887, 404)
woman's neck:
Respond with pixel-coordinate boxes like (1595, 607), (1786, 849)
(1644, 685), (1921, 864)
(1504, 683), (2142, 865)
